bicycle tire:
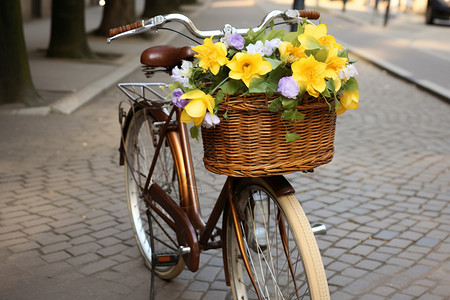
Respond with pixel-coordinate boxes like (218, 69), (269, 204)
(124, 108), (185, 280)
(225, 178), (330, 299)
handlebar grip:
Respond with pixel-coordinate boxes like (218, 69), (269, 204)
(298, 10), (320, 20)
(109, 21), (144, 37)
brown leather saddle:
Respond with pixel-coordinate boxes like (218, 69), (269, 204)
(140, 45), (196, 68)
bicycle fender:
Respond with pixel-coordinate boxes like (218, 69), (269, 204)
(118, 105), (141, 166)
(149, 183), (200, 272)
(261, 175), (295, 197)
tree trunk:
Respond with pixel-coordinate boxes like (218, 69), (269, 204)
(142, 0), (182, 18)
(95, 0), (136, 37)
(0, 0), (42, 106)
(47, 0), (96, 59)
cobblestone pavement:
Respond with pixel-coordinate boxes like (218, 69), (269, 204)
(2, 58), (450, 300)
(2, 6), (450, 300)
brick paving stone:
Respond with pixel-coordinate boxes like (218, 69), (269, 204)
(66, 253), (101, 266)
(1, 237), (30, 247)
(0, 230), (26, 241)
(66, 241), (102, 256)
(78, 258), (118, 275)
(389, 293), (415, 300)
(372, 285), (397, 297)
(8, 241), (41, 253)
(416, 237), (440, 248)
(40, 241), (72, 254)
(203, 290), (228, 300)
(42, 250), (72, 263)
(96, 243), (128, 257)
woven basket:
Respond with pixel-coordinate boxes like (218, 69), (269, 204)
(201, 93), (337, 177)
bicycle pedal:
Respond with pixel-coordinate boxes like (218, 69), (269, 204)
(153, 252), (179, 267)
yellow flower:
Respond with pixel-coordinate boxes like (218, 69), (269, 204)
(227, 53), (272, 87)
(303, 23), (327, 40)
(180, 90), (215, 126)
(336, 102), (347, 115)
(279, 42), (307, 63)
(325, 47), (348, 91)
(291, 56), (327, 97)
(192, 37), (228, 75)
(340, 90), (359, 110)
(298, 24), (343, 50)
(319, 35), (343, 50)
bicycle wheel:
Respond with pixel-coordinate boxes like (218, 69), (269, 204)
(124, 108), (185, 280)
(226, 178), (330, 299)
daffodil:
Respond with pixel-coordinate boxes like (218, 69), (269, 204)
(340, 90), (359, 110)
(227, 53), (272, 87)
(291, 56), (328, 97)
(180, 90), (215, 126)
(298, 24), (343, 50)
(279, 42), (307, 63)
(192, 37), (228, 75)
(325, 47), (348, 91)
(336, 102), (347, 115)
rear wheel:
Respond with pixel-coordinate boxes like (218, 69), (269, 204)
(226, 178), (330, 299)
(124, 108), (185, 280)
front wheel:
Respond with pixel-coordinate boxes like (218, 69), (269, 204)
(226, 178), (330, 299)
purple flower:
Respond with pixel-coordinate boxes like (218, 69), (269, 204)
(172, 88), (190, 108)
(202, 113), (220, 129)
(227, 34), (244, 50)
(277, 77), (299, 99)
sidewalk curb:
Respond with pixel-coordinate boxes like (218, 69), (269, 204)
(53, 0), (213, 115)
(13, 0), (213, 116)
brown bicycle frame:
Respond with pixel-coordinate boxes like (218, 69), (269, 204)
(129, 103), (295, 296)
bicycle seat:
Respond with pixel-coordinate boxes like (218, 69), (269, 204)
(140, 45), (196, 68)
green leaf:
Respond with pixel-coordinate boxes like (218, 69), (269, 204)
(338, 49), (349, 59)
(168, 81), (184, 91)
(281, 109), (305, 122)
(343, 77), (359, 92)
(326, 78), (336, 94)
(190, 126), (199, 140)
(281, 98), (298, 110)
(282, 32), (299, 44)
(267, 64), (290, 88)
(286, 132), (301, 142)
(221, 79), (242, 95)
(245, 27), (266, 44)
(314, 47), (328, 63)
(264, 29), (286, 41)
(264, 57), (282, 70)
(214, 89), (225, 106)
(321, 87), (331, 98)
(268, 97), (282, 112)
(223, 110), (229, 120)
(248, 77), (268, 93)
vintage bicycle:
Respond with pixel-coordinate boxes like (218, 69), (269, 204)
(108, 9), (331, 300)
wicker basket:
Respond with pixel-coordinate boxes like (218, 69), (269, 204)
(201, 93), (337, 177)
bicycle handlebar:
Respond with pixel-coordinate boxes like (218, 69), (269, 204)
(107, 9), (320, 43)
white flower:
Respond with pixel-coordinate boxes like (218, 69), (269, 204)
(246, 38), (282, 56)
(171, 60), (193, 87)
(339, 64), (359, 81)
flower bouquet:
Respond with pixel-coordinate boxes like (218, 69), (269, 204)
(169, 20), (359, 176)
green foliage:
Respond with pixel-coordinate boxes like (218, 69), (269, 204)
(286, 132), (301, 142)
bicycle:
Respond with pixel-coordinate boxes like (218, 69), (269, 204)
(108, 9), (330, 300)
